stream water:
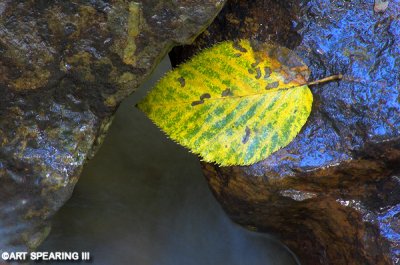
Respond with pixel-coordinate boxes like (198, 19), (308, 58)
(38, 57), (299, 265)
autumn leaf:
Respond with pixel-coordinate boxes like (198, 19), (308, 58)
(137, 40), (338, 166)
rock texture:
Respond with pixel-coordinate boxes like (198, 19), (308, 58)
(170, 0), (400, 264)
(0, 0), (225, 251)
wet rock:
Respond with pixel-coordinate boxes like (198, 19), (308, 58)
(0, 0), (225, 252)
(170, 0), (400, 264)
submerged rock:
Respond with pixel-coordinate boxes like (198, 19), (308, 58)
(170, 0), (400, 264)
(0, 0), (225, 251)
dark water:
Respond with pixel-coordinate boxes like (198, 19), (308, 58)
(38, 57), (299, 265)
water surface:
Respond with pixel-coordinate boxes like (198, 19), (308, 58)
(39, 57), (299, 265)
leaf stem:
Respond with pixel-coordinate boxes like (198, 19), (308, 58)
(307, 74), (343, 86)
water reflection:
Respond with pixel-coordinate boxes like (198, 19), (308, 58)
(38, 57), (299, 265)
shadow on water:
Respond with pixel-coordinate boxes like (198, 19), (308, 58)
(38, 57), (300, 265)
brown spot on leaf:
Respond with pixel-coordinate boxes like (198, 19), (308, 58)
(251, 59), (260, 68)
(234, 53), (242, 57)
(242, 126), (251, 144)
(266, 81), (279, 90)
(264, 67), (271, 79)
(283, 72), (296, 84)
(177, 76), (185, 87)
(233, 42), (247, 53)
(191, 100), (204, 106)
(248, 68), (255, 74)
(200, 93), (211, 100)
(284, 78), (292, 84)
(192, 93), (211, 106)
(221, 88), (232, 97)
(290, 65), (309, 72)
(255, 67), (261, 79)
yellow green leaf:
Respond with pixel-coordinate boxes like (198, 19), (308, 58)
(137, 40), (314, 166)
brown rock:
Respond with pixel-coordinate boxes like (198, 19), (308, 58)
(169, 0), (400, 264)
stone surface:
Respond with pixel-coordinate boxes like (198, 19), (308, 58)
(169, 0), (400, 264)
(0, 0), (225, 251)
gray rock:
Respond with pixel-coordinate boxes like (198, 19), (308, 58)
(0, 0), (225, 251)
